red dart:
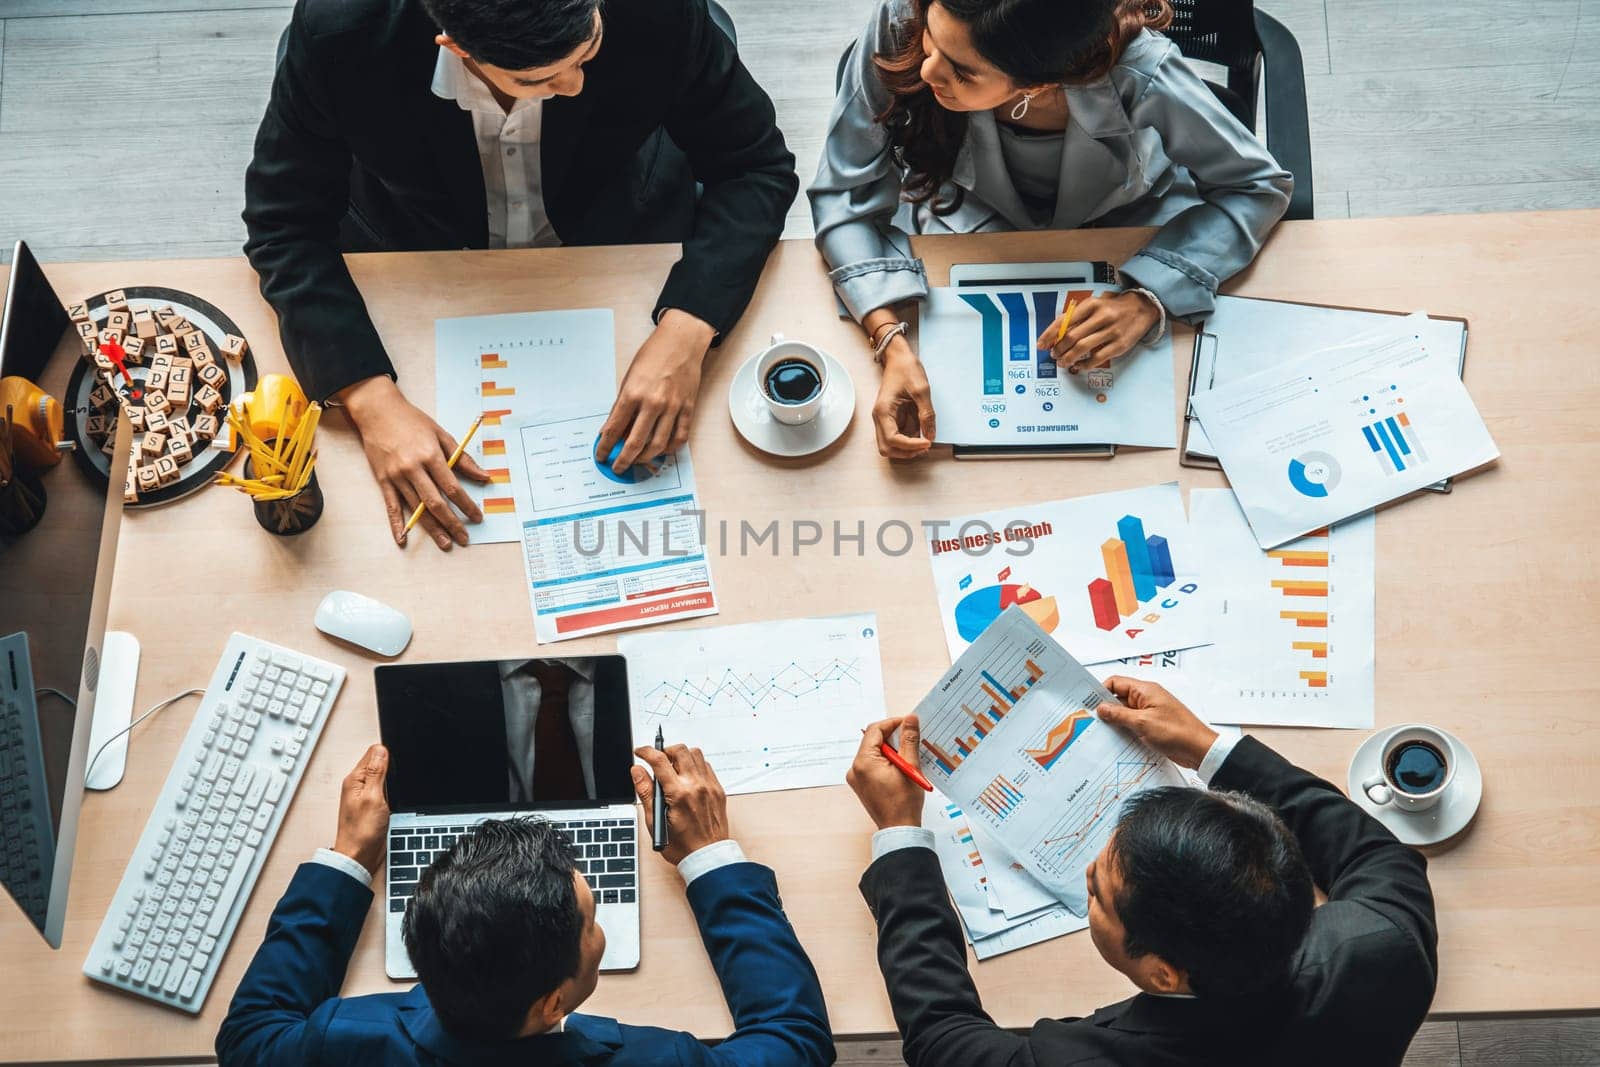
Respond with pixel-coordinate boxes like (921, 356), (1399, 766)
(98, 337), (131, 386)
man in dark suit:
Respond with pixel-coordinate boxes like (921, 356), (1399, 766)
(244, 0), (797, 550)
(845, 677), (1438, 1066)
(217, 743), (833, 1065)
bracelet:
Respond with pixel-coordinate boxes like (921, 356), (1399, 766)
(871, 321), (909, 364)
(1128, 288), (1167, 345)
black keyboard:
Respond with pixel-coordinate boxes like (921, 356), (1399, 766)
(388, 819), (638, 914)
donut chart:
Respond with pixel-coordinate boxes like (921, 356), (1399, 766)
(954, 583), (1060, 642)
(1288, 452), (1342, 498)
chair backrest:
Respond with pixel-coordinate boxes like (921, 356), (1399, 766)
(1163, 0), (1262, 128)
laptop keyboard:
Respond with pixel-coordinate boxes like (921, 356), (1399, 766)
(388, 818), (638, 915)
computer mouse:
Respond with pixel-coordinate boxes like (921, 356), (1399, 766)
(314, 590), (413, 658)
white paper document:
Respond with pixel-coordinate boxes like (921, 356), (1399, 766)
(1183, 490), (1375, 728)
(504, 412), (716, 642)
(1190, 324), (1499, 547)
(435, 310), (617, 543)
(920, 283), (1176, 448)
(913, 606), (1185, 916)
(926, 484), (1214, 665)
(617, 613), (886, 795)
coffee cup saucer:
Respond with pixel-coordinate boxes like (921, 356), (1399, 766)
(1346, 724), (1483, 847)
(728, 347), (856, 458)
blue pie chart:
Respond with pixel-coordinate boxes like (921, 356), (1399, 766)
(1287, 452), (1341, 498)
(593, 433), (666, 485)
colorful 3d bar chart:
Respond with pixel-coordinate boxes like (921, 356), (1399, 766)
(1088, 514), (1178, 631)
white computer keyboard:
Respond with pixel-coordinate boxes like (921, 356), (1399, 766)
(1, 632), (55, 930)
(83, 633), (345, 1012)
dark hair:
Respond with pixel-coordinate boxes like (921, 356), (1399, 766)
(402, 818), (584, 1040)
(1109, 787), (1313, 996)
(875, 0), (1172, 210)
(419, 0), (602, 70)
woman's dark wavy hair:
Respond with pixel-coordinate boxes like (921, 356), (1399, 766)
(874, 0), (1173, 212)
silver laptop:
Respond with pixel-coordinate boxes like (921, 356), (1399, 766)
(375, 656), (640, 979)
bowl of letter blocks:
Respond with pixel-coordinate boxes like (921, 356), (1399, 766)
(62, 287), (259, 508)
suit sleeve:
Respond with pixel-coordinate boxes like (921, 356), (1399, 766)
(656, 0), (799, 340)
(215, 862), (374, 1066)
(859, 847), (1032, 1067)
(1210, 737), (1438, 988)
(682, 862), (833, 1067)
(241, 3), (395, 401)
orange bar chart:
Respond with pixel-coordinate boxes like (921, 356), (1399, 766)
(1268, 549), (1329, 567)
(481, 439), (506, 456)
(481, 381), (515, 398)
(481, 408), (513, 426)
(1292, 641), (1328, 659)
(483, 496), (516, 515)
(480, 353), (507, 369)
(485, 468), (511, 484)
(1299, 670), (1328, 688)
(1281, 611), (1329, 628)
(1101, 539), (1137, 615)
(1272, 579), (1329, 597)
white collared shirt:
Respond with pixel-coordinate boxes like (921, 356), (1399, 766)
(431, 47), (562, 250)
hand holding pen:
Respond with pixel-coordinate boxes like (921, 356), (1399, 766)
(630, 735), (730, 867)
(847, 715), (932, 831)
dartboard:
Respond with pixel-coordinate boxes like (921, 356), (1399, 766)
(63, 286), (259, 508)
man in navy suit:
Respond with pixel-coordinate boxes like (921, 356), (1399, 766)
(217, 743), (834, 1066)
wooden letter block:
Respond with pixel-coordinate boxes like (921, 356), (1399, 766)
(124, 471), (138, 505)
(107, 310), (131, 334)
(122, 335), (146, 363)
(190, 413), (219, 444)
(126, 406), (146, 432)
(196, 362), (227, 390)
(167, 433), (193, 464)
(132, 308), (158, 339)
(171, 354), (193, 372)
(154, 335), (179, 358)
(168, 382), (191, 409)
(144, 408), (169, 434)
(93, 352), (116, 375)
(97, 326), (121, 350)
(168, 316), (191, 335)
(181, 330), (207, 352)
(194, 384), (224, 413)
(136, 464), (161, 494)
(89, 381), (115, 409)
(190, 347), (216, 372)
(154, 455), (181, 486)
(145, 389), (172, 415)
(141, 431), (167, 457)
(104, 289), (128, 310)
(76, 320), (99, 354)
(168, 365), (192, 391)
(68, 302), (91, 323)
(146, 367), (169, 393)
(221, 334), (248, 361)
(85, 413), (110, 439)
(101, 435), (116, 458)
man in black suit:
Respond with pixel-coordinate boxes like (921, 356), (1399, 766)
(845, 676), (1439, 1066)
(244, 0), (797, 550)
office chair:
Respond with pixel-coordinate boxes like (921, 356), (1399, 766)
(832, 0), (1314, 221)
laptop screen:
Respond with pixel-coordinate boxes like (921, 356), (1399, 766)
(375, 656), (635, 812)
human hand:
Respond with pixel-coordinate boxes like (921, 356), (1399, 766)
(596, 309), (714, 474)
(872, 342), (937, 459)
(846, 715), (926, 829)
(332, 744), (391, 875)
(338, 376), (490, 550)
(1096, 677), (1218, 770)
(629, 743), (730, 866)
(1035, 292), (1160, 374)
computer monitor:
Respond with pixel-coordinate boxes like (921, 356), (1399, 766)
(0, 239), (131, 947)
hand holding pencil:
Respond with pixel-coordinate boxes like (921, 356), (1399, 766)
(401, 412), (484, 544)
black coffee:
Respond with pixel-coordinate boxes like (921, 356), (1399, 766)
(764, 358), (823, 405)
(1385, 740), (1448, 795)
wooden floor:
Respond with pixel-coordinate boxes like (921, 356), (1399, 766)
(1, 2), (1598, 1063)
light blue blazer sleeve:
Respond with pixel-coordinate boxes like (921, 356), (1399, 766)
(1112, 42), (1293, 319)
(806, 0), (929, 323)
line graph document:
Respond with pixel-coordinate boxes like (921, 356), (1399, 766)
(617, 613), (887, 795)
(914, 605), (1183, 915)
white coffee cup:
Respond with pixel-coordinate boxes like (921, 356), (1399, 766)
(1361, 725), (1457, 813)
(755, 334), (828, 426)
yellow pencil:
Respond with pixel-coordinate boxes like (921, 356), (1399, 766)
(1055, 298), (1079, 346)
(402, 413), (485, 540)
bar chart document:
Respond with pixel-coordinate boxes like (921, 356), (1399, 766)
(926, 483), (1214, 664)
(617, 614), (886, 794)
(1190, 320), (1499, 547)
(1185, 490), (1375, 728)
(505, 412), (716, 642)
(920, 284), (1176, 448)
(435, 310), (617, 543)
(914, 606), (1184, 915)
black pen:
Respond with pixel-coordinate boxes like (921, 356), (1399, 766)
(651, 726), (669, 852)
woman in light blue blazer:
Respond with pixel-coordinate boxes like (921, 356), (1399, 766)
(809, 0), (1293, 459)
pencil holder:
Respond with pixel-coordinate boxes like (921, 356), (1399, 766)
(243, 450), (324, 536)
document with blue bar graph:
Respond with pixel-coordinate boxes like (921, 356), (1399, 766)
(913, 605), (1184, 915)
(504, 411), (717, 642)
(1190, 317), (1499, 547)
(919, 280), (1176, 448)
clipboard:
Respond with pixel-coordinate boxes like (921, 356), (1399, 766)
(1182, 295), (1469, 494)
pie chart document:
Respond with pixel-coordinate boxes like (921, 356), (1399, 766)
(925, 483), (1215, 665)
(1190, 316), (1499, 548)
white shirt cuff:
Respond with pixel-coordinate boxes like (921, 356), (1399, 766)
(677, 839), (747, 886)
(1197, 732), (1244, 786)
(312, 847), (374, 889)
(871, 825), (936, 862)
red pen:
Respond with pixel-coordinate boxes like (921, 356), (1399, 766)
(879, 739), (934, 792)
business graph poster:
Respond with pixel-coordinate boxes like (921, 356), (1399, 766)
(919, 284), (1175, 448)
(926, 483), (1214, 664)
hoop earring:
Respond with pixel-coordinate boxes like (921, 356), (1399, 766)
(1009, 91), (1038, 121)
